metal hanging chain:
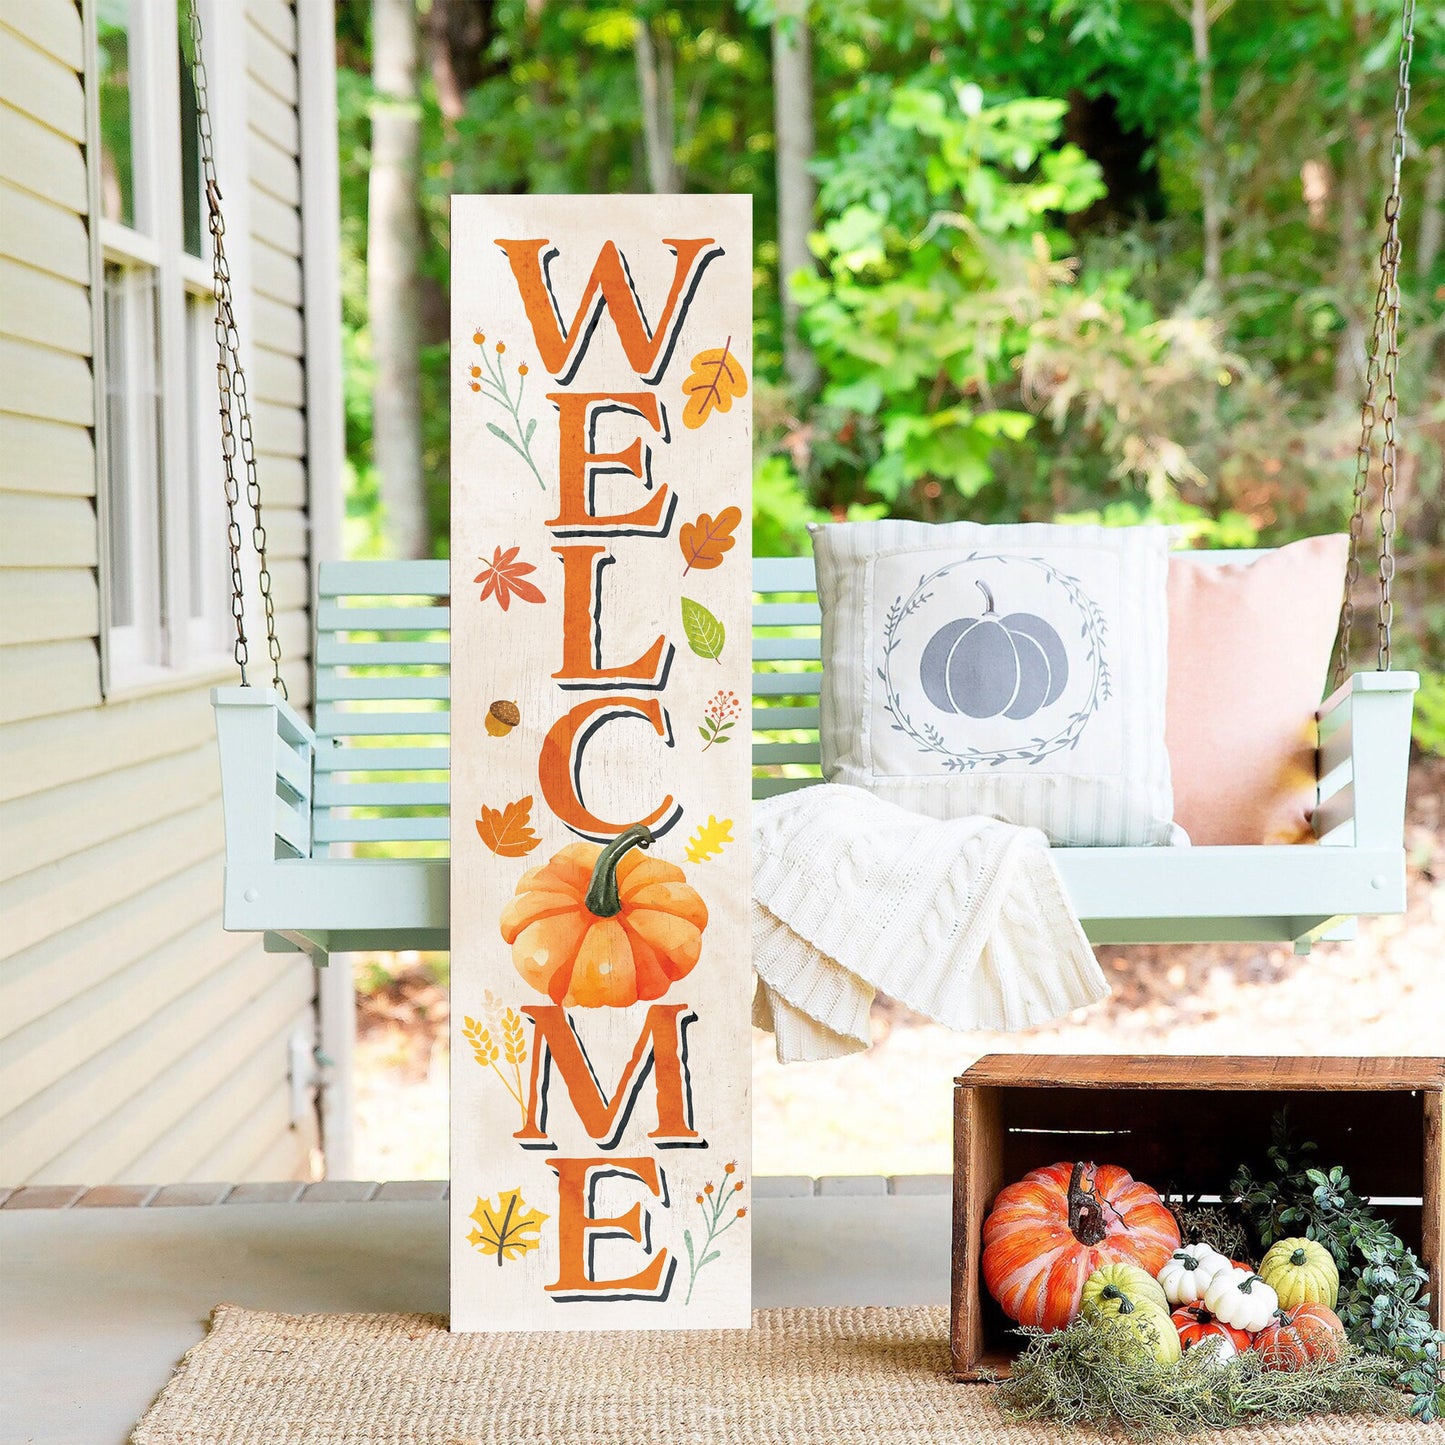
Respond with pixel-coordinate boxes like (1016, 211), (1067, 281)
(185, 0), (286, 697)
(1335, 0), (1413, 687)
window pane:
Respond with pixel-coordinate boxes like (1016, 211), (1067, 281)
(177, 0), (204, 258)
(103, 263), (163, 649)
(186, 295), (221, 623)
(97, 0), (139, 229)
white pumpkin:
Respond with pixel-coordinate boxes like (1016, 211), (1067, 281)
(1202, 1267), (1280, 1333)
(1157, 1245), (1230, 1307)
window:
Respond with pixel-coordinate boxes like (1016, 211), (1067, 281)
(96, 0), (230, 689)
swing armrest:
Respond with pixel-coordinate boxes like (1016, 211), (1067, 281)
(213, 686), (317, 864)
(1313, 671), (1418, 847)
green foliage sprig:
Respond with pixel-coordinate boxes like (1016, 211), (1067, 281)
(996, 1322), (1403, 1438)
(1230, 1112), (1445, 1421)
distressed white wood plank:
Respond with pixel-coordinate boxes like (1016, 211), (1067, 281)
(0, 413), (93, 495)
(0, 100), (87, 211)
(449, 196), (754, 1331)
(0, 259), (90, 355)
(13, 946), (310, 1184)
(0, 0), (84, 69)
(0, 491), (96, 566)
(0, 742), (217, 880)
(0, 799), (222, 959)
(0, 566), (97, 645)
(0, 24), (84, 140)
(0, 337), (93, 425)
(0, 180), (89, 281)
(252, 450), (306, 504)
(0, 638), (99, 723)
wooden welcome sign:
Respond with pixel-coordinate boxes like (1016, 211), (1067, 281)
(449, 196), (753, 1331)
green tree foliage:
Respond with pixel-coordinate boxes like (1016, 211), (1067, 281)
(336, 0), (1444, 725)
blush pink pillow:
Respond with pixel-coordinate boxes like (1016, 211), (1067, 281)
(1166, 536), (1349, 846)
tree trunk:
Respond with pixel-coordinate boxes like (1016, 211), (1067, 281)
(1188, 0), (1227, 299)
(1418, 145), (1444, 281)
(634, 15), (678, 192)
(1332, 4), (1373, 406)
(369, 0), (428, 558)
(772, 0), (818, 395)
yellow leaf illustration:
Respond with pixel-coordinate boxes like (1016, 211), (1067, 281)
(684, 814), (734, 864)
(467, 1188), (549, 1265)
(681, 339), (748, 430)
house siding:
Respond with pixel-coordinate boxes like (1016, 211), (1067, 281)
(0, 0), (326, 1186)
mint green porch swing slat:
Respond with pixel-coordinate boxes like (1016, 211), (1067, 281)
(198, 2), (1418, 965)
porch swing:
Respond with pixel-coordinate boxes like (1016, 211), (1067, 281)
(207, 4), (1419, 966)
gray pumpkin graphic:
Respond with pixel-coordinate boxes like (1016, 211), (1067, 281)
(919, 580), (1070, 720)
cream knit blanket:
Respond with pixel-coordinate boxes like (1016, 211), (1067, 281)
(751, 784), (1108, 1062)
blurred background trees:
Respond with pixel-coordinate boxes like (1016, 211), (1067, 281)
(335, 0), (1443, 740)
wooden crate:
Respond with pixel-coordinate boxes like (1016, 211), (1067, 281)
(951, 1055), (1444, 1381)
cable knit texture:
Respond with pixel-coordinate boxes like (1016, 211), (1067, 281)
(752, 784), (1108, 1062)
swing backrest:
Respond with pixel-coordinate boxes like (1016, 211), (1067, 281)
(312, 552), (1301, 853)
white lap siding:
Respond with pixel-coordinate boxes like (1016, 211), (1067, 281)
(0, 0), (324, 1187)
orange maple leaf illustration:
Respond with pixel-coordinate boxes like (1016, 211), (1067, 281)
(679, 507), (742, 574)
(474, 546), (546, 610)
(681, 337), (748, 430)
(475, 796), (541, 857)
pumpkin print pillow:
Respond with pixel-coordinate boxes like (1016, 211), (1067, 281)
(810, 519), (1176, 846)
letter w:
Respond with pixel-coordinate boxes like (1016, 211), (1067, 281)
(514, 1004), (702, 1150)
(494, 238), (722, 386)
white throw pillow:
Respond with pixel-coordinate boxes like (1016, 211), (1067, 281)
(811, 519), (1175, 846)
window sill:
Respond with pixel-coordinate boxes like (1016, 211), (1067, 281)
(103, 655), (242, 706)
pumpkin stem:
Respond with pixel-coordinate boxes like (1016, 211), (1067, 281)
(1290, 1247), (1308, 1266)
(584, 825), (655, 918)
(1239, 1273), (1265, 1294)
(1066, 1162), (1108, 1247)
(1101, 1285), (1135, 1316)
(975, 579), (996, 615)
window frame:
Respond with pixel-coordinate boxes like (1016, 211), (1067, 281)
(90, 0), (236, 697)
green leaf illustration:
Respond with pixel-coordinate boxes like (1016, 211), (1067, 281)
(681, 597), (725, 662)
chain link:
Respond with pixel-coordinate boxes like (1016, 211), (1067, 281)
(186, 0), (286, 697)
(1335, 0), (1413, 686)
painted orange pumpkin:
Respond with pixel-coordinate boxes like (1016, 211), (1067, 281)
(500, 825), (708, 1008)
(982, 1162), (1181, 1331)
(1171, 1302), (1252, 1360)
(1254, 1303), (1346, 1371)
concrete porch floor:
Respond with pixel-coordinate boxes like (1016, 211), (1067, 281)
(0, 1177), (951, 1445)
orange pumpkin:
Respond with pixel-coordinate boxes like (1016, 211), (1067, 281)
(982, 1162), (1181, 1331)
(500, 825), (708, 1008)
(1171, 1302), (1252, 1359)
(1255, 1303), (1346, 1371)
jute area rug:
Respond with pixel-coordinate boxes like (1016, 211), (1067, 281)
(130, 1305), (1435, 1444)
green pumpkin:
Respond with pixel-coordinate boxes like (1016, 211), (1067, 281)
(1259, 1237), (1339, 1310)
(1081, 1263), (1170, 1321)
(1088, 1293), (1182, 1367)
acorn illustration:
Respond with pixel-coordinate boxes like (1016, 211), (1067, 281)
(485, 699), (520, 738)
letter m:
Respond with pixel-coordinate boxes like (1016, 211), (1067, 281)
(494, 238), (722, 386)
(514, 1004), (702, 1151)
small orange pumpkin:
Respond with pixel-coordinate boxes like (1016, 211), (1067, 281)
(500, 825), (708, 1008)
(1171, 1302), (1251, 1359)
(1255, 1303), (1346, 1371)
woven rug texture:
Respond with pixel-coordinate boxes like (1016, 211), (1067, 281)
(130, 1304), (1437, 1444)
